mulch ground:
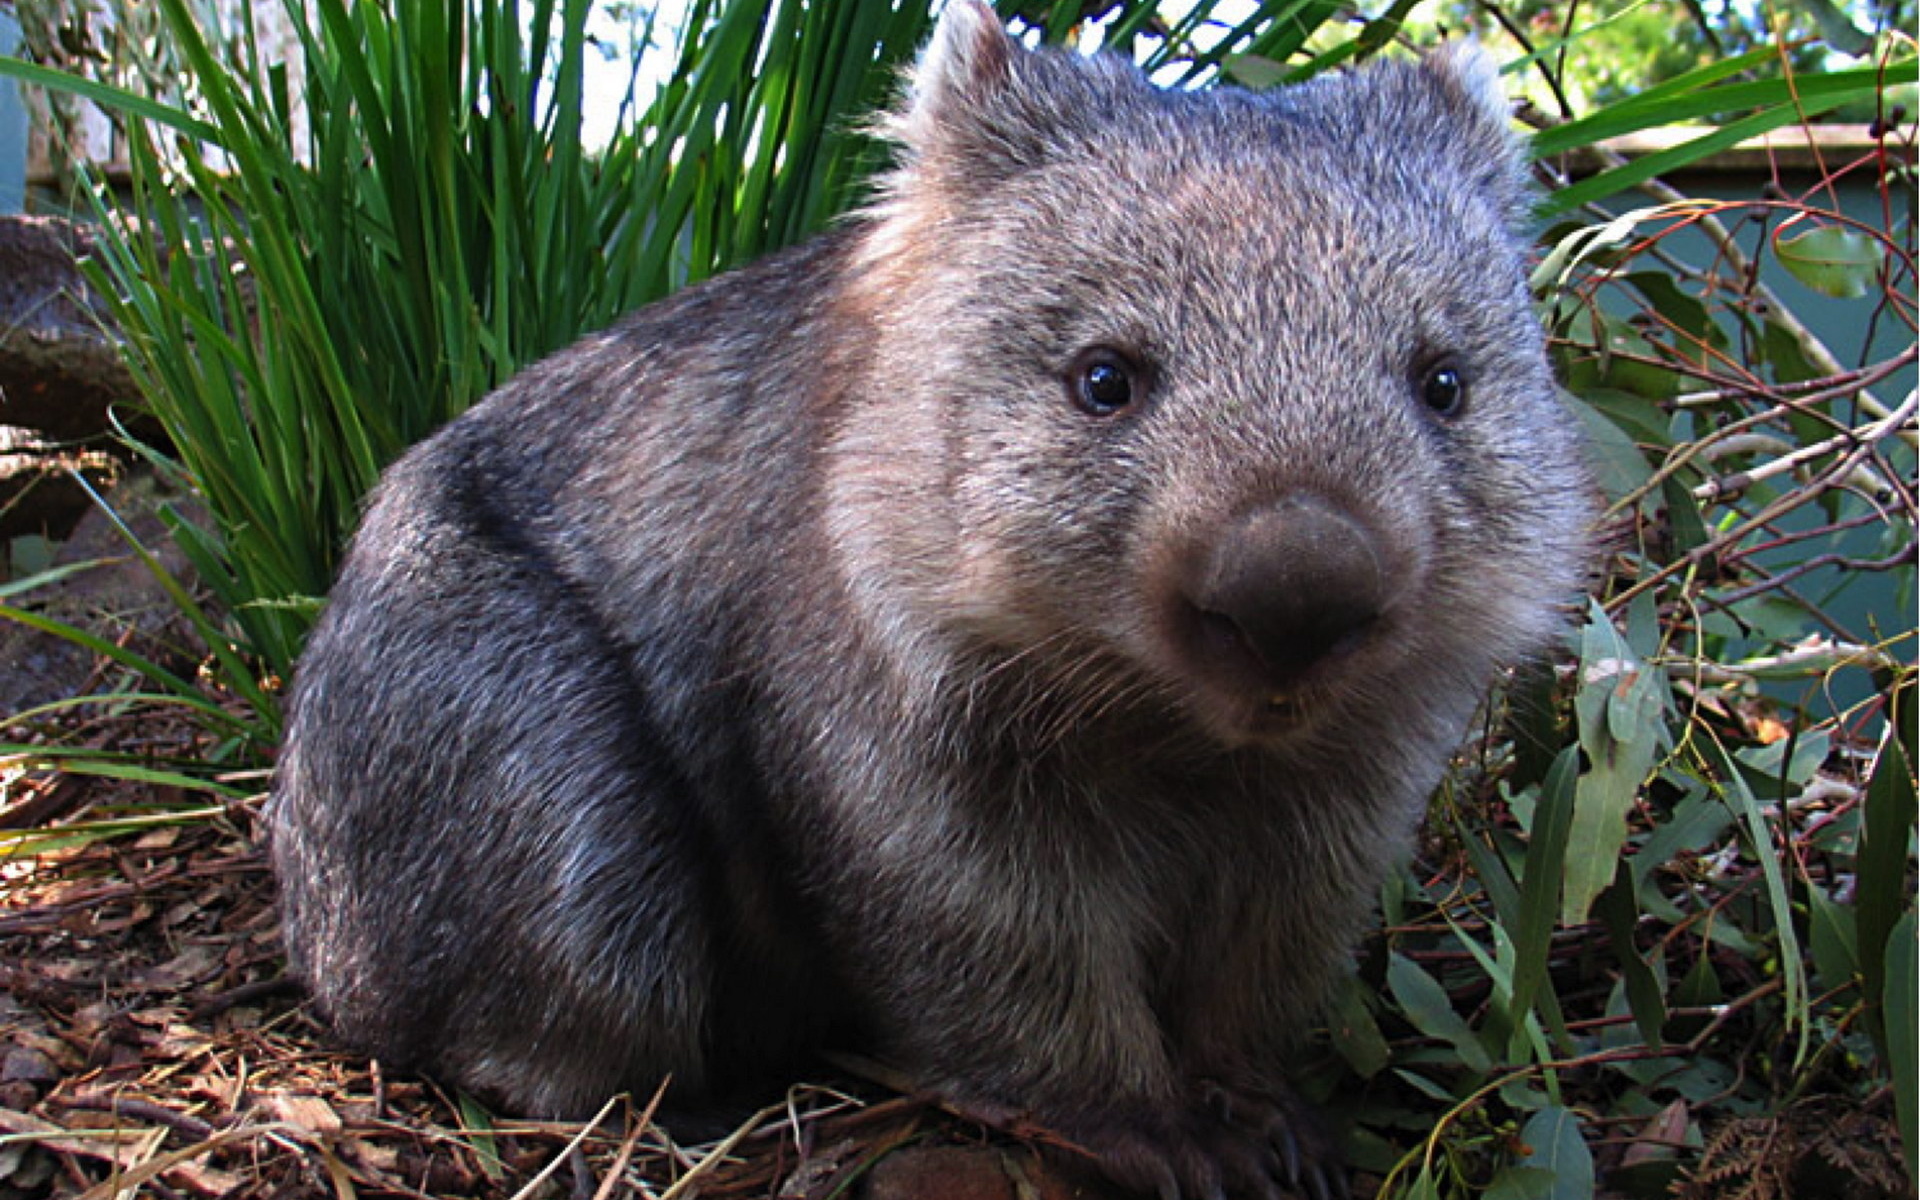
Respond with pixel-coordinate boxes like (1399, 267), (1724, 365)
(0, 760), (1104, 1200)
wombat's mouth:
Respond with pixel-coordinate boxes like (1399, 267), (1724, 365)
(1263, 693), (1305, 719)
(1175, 600), (1380, 737)
(1190, 605), (1375, 682)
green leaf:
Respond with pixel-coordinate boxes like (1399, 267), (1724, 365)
(1529, 47), (1782, 159)
(1622, 271), (1729, 374)
(1858, 676), (1918, 1061)
(0, 602), (249, 734)
(1565, 604), (1666, 925)
(1565, 390), (1657, 506)
(1564, 311), (1684, 401)
(1222, 53), (1288, 89)
(1806, 881), (1860, 999)
(1596, 863), (1667, 1048)
(456, 1092), (504, 1183)
(1661, 475), (1712, 560)
(1793, 0), (1875, 55)
(1886, 910), (1916, 1179)
(1403, 1164), (1444, 1200)
(1327, 971), (1393, 1079)
(0, 557), (125, 601)
(1486, 1167), (1561, 1200)
(1735, 729), (1831, 792)
(1516, 1106), (1595, 1200)
(1634, 786), (1733, 890)
(1712, 739), (1811, 1062)
(0, 54), (220, 142)
(1775, 225), (1882, 299)
(1388, 953), (1492, 1074)
(1392, 1068), (1460, 1104)
(0, 804), (233, 860)
(1510, 746), (1581, 1046)
(1535, 59), (1918, 214)
(1760, 314), (1824, 385)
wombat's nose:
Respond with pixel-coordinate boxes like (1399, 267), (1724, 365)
(1188, 496), (1389, 686)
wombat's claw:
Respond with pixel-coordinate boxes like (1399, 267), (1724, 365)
(1292, 1155), (1350, 1200)
(1125, 1145), (1218, 1200)
(1269, 1116), (1302, 1185)
(1195, 1077), (1348, 1200)
(1147, 1160), (1181, 1200)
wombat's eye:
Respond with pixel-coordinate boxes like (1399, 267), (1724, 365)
(1419, 359), (1468, 419)
(1067, 347), (1138, 416)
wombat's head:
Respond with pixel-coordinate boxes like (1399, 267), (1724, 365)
(830, 2), (1591, 752)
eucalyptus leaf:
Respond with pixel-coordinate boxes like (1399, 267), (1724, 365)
(1517, 1106), (1595, 1200)
(1660, 475), (1712, 559)
(1633, 787), (1733, 889)
(1858, 687), (1918, 1062)
(1597, 864), (1667, 1048)
(1886, 911), (1916, 1175)
(1734, 730), (1831, 791)
(1511, 747), (1580, 1042)
(1388, 953), (1493, 1073)
(1713, 742), (1811, 1060)
(1622, 270), (1729, 372)
(1792, 0), (1875, 55)
(1487, 1166), (1560, 1200)
(1776, 225), (1881, 299)
(1403, 1165), (1444, 1200)
(1805, 881), (1860, 997)
(1565, 392), (1657, 505)
(1327, 971), (1393, 1079)
(1565, 604), (1666, 926)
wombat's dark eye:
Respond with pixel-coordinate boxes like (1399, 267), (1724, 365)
(1068, 347), (1137, 416)
(1419, 360), (1468, 419)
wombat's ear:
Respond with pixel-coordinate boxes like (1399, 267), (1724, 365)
(879, 0), (1114, 188)
(898, 0), (1016, 150)
(1418, 41), (1532, 222)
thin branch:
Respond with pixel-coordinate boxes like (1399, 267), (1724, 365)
(1694, 387), (1919, 502)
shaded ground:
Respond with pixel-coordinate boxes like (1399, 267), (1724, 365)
(0, 764), (1110, 1200)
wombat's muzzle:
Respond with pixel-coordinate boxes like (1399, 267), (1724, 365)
(1183, 495), (1391, 694)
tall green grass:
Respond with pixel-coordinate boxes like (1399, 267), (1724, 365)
(17, 0), (934, 705)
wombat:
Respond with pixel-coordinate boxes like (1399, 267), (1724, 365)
(268, 4), (1592, 1196)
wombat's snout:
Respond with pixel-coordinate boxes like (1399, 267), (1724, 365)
(1182, 496), (1391, 694)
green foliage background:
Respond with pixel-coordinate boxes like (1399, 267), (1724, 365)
(1, 1), (1914, 1196)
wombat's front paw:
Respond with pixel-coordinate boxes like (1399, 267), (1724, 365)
(1198, 1078), (1347, 1200)
(1050, 1083), (1346, 1200)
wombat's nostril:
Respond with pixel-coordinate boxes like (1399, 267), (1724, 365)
(1187, 496), (1389, 686)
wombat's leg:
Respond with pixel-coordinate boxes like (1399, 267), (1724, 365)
(274, 468), (723, 1117)
(1022, 1079), (1344, 1200)
(872, 915), (1334, 1198)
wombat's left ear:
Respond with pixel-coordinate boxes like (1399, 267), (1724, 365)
(1419, 41), (1532, 218)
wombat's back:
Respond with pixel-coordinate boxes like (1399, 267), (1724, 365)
(271, 235), (869, 1115)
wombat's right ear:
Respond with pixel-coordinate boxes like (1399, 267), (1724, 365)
(878, 0), (1088, 186)
(898, 0), (1016, 148)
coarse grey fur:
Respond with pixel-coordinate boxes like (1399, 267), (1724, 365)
(269, 4), (1592, 1196)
